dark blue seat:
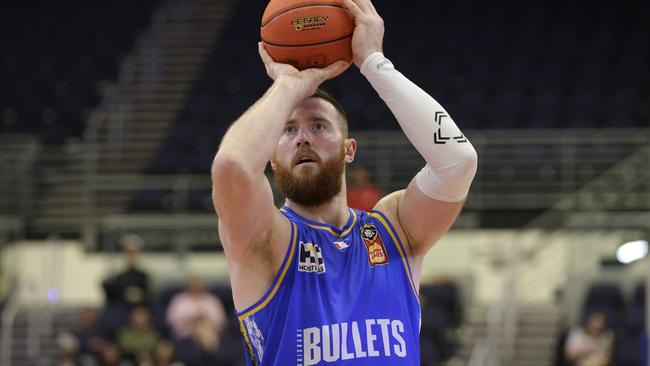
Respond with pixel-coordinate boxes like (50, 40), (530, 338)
(633, 283), (646, 307)
(582, 282), (626, 329)
(129, 189), (173, 212)
(152, 284), (185, 332)
(585, 282), (625, 310)
(614, 332), (643, 366)
(96, 301), (131, 339)
(187, 189), (212, 212)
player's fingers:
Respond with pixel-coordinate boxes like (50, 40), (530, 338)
(258, 42), (274, 66)
(318, 60), (351, 80)
(364, 0), (379, 15)
(348, 0), (372, 14)
(342, 0), (364, 18)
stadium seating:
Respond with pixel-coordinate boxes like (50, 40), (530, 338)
(419, 283), (463, 364)
(0, 0), (160, 143)
(145, 0), (649, 175)
(582, 282), (625, 329)
(573, 281), (647, 366)
(614, 282), (647, 365)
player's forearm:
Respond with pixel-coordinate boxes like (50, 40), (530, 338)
(214, 77), (302, 175)
(361, 52), (478, 202)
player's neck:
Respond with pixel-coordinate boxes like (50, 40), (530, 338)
(285, 188), (350, 230)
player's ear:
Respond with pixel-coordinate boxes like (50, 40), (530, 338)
(344, 138), (357, 163)
(270, 159), (277, 171)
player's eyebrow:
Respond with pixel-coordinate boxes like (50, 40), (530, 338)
(285, 116), (332, 125)
(308, 115), (331, 124)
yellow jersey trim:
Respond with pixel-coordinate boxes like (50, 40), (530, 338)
(305, 209), (358, 238)
(237, 222), (298, 320)
(239, 319), (258, 366)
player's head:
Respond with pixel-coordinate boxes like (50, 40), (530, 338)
(271, 89), (357, 207)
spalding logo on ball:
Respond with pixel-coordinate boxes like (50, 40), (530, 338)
(261, 0), (354, 70)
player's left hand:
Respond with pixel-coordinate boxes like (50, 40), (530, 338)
(342, 0), (385, 68)
(258, 42), (350, 100)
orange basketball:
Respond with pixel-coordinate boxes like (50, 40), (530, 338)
(261, 0), (354, 70)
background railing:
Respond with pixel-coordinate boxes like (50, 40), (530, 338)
(1, 128), (648, 248)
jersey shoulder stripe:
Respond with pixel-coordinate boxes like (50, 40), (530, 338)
(369, 210), (419, 299)
(237, 221), (298, 319)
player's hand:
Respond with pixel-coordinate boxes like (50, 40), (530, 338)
(342, 0), (384, 68)
(258, 42), (350, 100)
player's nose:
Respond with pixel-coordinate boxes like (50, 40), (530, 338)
(295, 126), (312, 146)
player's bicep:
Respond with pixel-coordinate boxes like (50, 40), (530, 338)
(399, 178), (464, 254)
(211, 159), (278, 258)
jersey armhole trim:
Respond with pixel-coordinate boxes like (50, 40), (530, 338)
(236, 221), (298, 319)
(239, 319), (259, 366)
(369, 211), (420, 301)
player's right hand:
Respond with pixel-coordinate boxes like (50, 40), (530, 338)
(258, 42), (350, 100)
(342, 0), (385, 68)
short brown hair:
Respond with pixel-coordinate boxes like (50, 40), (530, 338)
(312, 88), (348, 137)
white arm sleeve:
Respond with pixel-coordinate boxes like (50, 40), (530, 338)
(361, 52), (478, 202)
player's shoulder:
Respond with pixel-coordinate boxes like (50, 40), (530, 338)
(372, 190), (405, 219)
(368, 190), (415, 255)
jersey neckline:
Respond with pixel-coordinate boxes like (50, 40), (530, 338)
(280, 205), (358, 238)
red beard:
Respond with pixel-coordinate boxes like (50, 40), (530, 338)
(273, 146), (345, 207)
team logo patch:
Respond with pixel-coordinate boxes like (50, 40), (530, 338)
(361, 224), (389, 267)
(298, 241), (326, 274)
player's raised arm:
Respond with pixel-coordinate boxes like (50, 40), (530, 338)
(211, 44), (350, 259)
(344, 0), (478, 256)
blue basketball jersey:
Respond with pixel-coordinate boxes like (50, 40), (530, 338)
(236, 206), (421, 366)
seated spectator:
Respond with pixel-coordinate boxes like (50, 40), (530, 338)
(151, 339), (185, 366)
(98, 342), (133, 366)
(166, 277), (227, 344)
(73, 306), (103, 361)
(347, 165), (382, 212)
(103, 234), (150, 307)
(564, 311), (614, 366)
(117, 306), (161, 365)
(55, 332), (80, 366)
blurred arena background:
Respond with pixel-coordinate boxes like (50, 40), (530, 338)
(0, 0), (648, 365)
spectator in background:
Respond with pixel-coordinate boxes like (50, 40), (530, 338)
(117, 306), (161, 365)
(151, 339), (185, 366)
(564, 311), (614, 366)
(103, 234), (150, 307)
(55, 332), (80, 366)
(72, 306), (102, 363)
(98, 342), (132, 366)
(346, 165), (382, 212)
(166, 277), (227, 348)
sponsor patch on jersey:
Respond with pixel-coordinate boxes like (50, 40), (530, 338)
(333, 240), (349, 250)
(298, 241), (326, 274)
(361, 224), (389, 267)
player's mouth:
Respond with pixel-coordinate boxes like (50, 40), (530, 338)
(293, 152), (320, 167)
(296, 157), (316, 165)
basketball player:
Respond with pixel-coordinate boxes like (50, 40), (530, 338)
(211, 0), (477, 364)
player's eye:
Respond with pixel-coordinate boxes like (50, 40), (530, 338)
(313, 122), (325, 131)
(284, 125), (296, 134)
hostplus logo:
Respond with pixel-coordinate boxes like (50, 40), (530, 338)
(298, 241), (326, 274)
